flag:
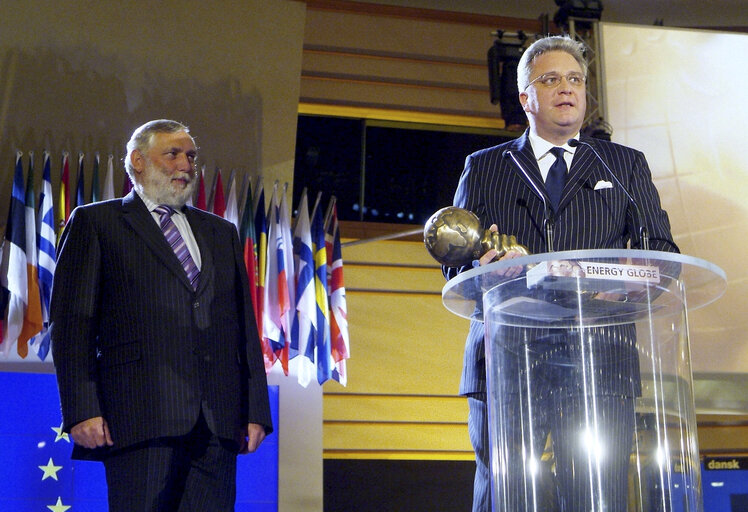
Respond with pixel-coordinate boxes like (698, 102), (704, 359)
(57, 152), (70, 237)
(224, 170), (239, 231)
(20, 152), (43, 358)
(278, 184), (296, 371)
(102, 154), (115, 201)
(195, 165), (207, 210)
(325, 199), (350, 385)
(121, 167), (132, 197)
(31, 151), (56, 361)
(290, 190), (317, 386)
(252, 178), (273, 372)
(74, 152), (85, 208)
(279, 185), (296, 316)
(311, 198), (332, 384)
(240, 179), (259, 328)
(0, 152), (29, 357)
(262, 183), (290, 374)
(212, 169), (226, 218)
(90, 153), (101, 203)
(206, 167), (218, 213)
(237, 174), (250, 231)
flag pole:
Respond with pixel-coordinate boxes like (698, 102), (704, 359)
(253, 175), (264, 216)
(310, 191), (323, 221)
(323, 196), (336, 232)
(292, 185), (308, 233)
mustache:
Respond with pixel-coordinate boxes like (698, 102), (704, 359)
(173, 173), (196, 184)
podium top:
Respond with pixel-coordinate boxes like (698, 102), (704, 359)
(442, 249), (726, 325)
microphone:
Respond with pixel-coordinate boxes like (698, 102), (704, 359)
(567, 139), (649, 250)
(503, 150), (555, 252)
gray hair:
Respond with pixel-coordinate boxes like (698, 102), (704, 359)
(517, 35), (588, 91)
(124, 119), (191, 178)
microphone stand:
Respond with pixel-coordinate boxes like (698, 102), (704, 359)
(504, 150), (556, 252)
(568, 139), (649, 251)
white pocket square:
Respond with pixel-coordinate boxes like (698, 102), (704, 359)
(594, 180), (613, 190)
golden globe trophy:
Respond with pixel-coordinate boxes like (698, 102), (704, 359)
(423, 206), (529, 267)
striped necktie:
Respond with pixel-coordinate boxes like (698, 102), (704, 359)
(154, 205), (200, 289)
(546, 146), (567, 212)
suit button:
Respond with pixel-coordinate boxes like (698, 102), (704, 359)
(193, 301), (200, 309)
(203, 354), (211, 362)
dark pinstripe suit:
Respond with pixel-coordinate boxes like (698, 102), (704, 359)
(51, 191), (272, 506)
(444, 130), (677, 511)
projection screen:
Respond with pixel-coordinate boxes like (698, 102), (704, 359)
(601, 23), (748, 413)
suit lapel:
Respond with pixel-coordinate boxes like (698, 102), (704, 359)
(506, 131), (549, 205)
(507, 133), (608, 214)
(122, 191), (194, 290)
(184, 207), (214, 297)
(558, 139), (603, 211)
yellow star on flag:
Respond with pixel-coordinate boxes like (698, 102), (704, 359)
(47, 497), (71, 512)
(52, 424), (70, 443)
(39, 457), (63, 481)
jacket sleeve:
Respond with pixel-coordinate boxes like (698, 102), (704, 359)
(231, 225), (273, 434)
(443, 153), (485, 281)
(50, 207), (103, 432)
(628, 150), (679, 254)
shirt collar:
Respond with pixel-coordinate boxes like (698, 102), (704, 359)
(135, 188), (185, 217)
(528, 131), (581, 160)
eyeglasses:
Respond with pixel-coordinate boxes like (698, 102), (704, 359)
(524, 72), (586, 90)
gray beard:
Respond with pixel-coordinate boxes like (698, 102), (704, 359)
(137, 163), (197, 208)
(148, 183), (195, 208)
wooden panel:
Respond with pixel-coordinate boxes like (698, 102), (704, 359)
(323, 449), (474, 461)
(324, 394), (468, 424)
(301, 6), (516, 121)
(304, 9), (498, 61)
(344, 265), (444, 293)
(323, 237), (471, 459)
(339, 291), (468, 396)
(302, 50), (487, 87)
(299, 102), (507, 129)
(299, 77), (497, 117)
(342, 239), (437, 266)
(305, 0), (543, 32)
(699, 425), (748, 453)
(324, 421), (472, 454)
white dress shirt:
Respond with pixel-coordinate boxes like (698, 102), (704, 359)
(527, 131), (580, 183)
(136, 189), (202, 270)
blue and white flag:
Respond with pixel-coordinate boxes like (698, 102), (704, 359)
(31, 152), (56, 361)
(311, 199), (332, 384)
(290, 190), (316, 386)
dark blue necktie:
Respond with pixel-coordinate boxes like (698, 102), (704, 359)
(546, 147), (567, 211)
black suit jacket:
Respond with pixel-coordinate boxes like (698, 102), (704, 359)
(51, 191), (272, 459)
(444, 131), (678, 397)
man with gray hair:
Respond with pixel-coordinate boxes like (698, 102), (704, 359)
(444, 36), (677, 511)
(51, 119), (272, 511)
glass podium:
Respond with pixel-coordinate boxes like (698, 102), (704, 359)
(443, 250), (727, 512)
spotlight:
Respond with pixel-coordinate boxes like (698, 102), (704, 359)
(487, 31), (529, 131)
(554, 0), (603, 30)
(581, 117), (613, 141)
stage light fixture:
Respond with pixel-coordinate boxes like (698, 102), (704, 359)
(554, 0), (604, 29)
(581, 117), (613, 141)
(487, 30), (529, 131)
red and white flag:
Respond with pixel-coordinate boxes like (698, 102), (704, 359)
(325, 198), (349, 385)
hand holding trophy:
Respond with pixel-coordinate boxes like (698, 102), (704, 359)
(423, 206), (529, 267)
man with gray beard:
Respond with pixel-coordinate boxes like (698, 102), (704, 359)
(51, 119), (272, 511)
